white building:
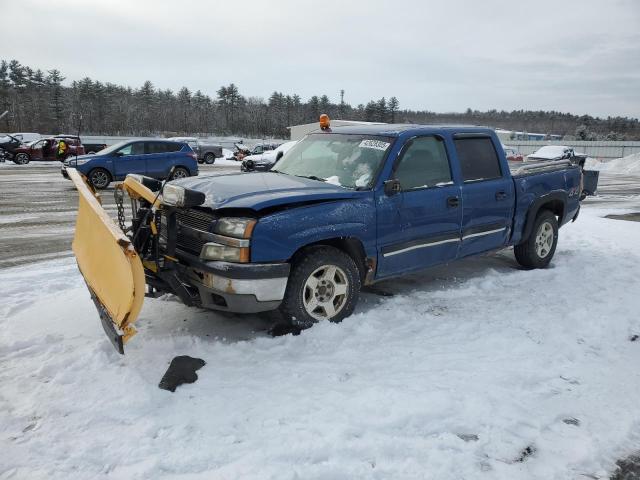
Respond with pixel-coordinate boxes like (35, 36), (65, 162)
(288, 120), (387, 140)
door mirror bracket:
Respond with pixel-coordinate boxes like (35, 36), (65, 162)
(384, 179), (401, 196)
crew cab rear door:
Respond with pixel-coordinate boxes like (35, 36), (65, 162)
(376, 135), (462, 278)
(453, 134), (514, 258)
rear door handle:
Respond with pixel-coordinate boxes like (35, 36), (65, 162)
(447, 196), (460, 208)
(495, 191), (507, 200)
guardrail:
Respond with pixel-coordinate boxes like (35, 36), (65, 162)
(502, 141), (640, 159)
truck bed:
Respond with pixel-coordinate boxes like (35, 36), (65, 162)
(508, 159), (576, 177)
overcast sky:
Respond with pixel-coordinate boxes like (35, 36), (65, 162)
(1, 0), (639, 118)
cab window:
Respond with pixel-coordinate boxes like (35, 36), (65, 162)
(117, 142), (145, 156)
(394, 136), (452, 190)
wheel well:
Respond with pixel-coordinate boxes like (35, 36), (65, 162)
(541, 199), (565, 224)
(89, 167), (112, 179)
(291, 237), (369, 281)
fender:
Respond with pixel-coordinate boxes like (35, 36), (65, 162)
(521, 190), (567, 241)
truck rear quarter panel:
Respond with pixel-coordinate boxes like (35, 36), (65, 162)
(510, 167), (581, 245)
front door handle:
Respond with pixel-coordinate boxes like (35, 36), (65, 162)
(495, 191), (507, 200)
(447, 196), (460, 208)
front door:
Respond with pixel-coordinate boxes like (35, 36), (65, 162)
(377, 135), (462, 278)
(113, 141), (146, 180)
(453, 135), (514, 258)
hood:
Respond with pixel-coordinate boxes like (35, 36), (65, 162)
(173, 172), (360, 211)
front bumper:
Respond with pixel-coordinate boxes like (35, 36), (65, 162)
(151, 251), (290, 314)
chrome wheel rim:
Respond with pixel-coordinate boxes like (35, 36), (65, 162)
(172, 169), (188, 179)
(303, 264), (349, 321)
(535, 221), (554, 258)
(91, 171), (108, 188)
(16, 154), (28, 164)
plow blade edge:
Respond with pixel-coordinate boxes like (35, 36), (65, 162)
(68, 168), (145, 354)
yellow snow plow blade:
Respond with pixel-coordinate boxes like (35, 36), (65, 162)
(68, 168), (145, 354)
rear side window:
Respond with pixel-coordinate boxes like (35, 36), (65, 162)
(146, 142), (169, 154)
(454, 137), (502, 182)
(394, 136), (452, 190)
(167, 143), (182, 152)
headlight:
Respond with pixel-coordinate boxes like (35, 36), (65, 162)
(162, 184), (205, 207)
(215, 218), (256, 238)
(200, 242), (249, 262)
(75, 158), (90, 165)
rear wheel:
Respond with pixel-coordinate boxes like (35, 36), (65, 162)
(514, 209), (558, 269)
(14, 153), (30, 165)
(280, 246), (361, 329)
(170, 167), (189, 180)
(88, 168), (111, 190)
(204, 153), (216, 164)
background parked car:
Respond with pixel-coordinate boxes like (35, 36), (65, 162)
(0, 134), (23, 162)
(167, 137), (223, 164)
(502, 145), (524, 162)
(241, 140), (298, 172)
(12, 137), (85, 164)
(526, 145), (588, 167)
(230, 142), (281, 162)
(61, 139), (198, 189)
(53, 135), (107, 154)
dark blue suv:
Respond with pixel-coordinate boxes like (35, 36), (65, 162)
(62, 139), (198, 189)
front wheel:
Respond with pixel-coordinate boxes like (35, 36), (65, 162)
(14, 153), (30, 165)
(280, 246), (361, 329)
(88, 168), (111, 190)
(204, 153), (216, 164)
(170, 167), (189, 180)
(514, 209), (558, 269)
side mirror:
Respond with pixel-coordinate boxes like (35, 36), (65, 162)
(384, 179), (401, 195)
(115, 151), (124, 157)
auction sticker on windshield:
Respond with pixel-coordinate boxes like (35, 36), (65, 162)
(359, 139), (390, 151)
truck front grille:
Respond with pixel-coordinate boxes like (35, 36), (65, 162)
(160, 208), (215, 255)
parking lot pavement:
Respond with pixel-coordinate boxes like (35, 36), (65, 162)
(0, 165), (638, 269)
(0, 162), (240, 269)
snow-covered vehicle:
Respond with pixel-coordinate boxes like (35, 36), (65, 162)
(66, 120), (598, 353)
(241, 140), (298, 172)
(527, 145), (588, 167)
(167, 137), (223, 164)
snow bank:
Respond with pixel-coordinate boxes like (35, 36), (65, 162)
(585, 153), (640, 175)
(1, 209), (640, 479)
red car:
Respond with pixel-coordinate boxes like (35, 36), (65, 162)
(503, 145), (524, 162)
(12, 137), (85, 164)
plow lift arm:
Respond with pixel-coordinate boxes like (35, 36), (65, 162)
(68, 169), (165, 353)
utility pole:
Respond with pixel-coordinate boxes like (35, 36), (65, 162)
(339, 90), (345, 118)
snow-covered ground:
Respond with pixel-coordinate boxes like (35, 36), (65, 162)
(1, 200), (640, 478)
(586, 153), (640, 175)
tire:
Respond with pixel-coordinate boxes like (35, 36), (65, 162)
(170, 167), (189, 180)
(514, 209), (558, 269)
(14, 153), (30, 165)
(88, 168), (111, 190)
(204, 153), (216, 164)
(280, 246), (361, 329)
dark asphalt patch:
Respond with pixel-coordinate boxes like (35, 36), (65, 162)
(158, 356), (206, 392)
(605, 213), (640, 222)
(611, 453), (640, 479)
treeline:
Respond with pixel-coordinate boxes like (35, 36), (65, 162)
(1, 59), (639, 140)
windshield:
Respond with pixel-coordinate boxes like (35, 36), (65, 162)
(273, 134), (394, 189)
(94, 141), (129, 156)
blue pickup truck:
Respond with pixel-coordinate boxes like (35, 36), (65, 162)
(69, 123), (596, 351)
